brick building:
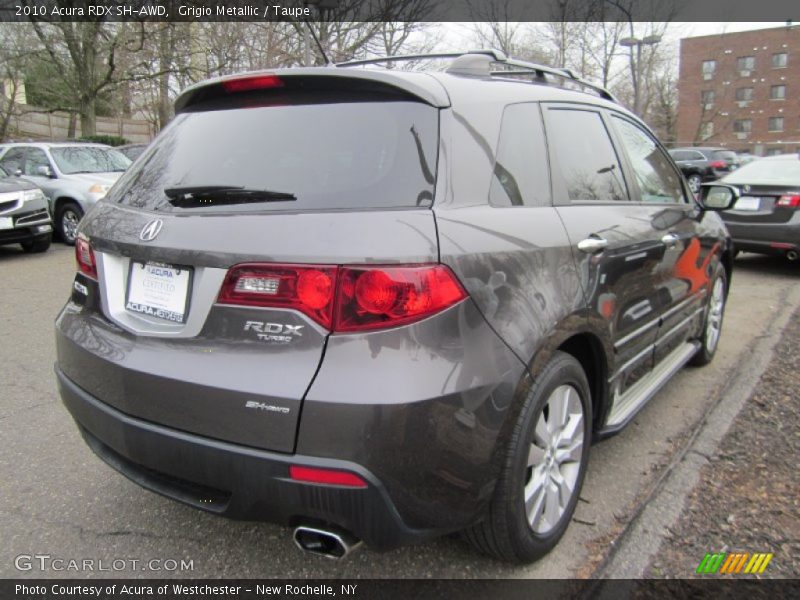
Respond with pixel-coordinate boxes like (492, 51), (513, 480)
(676, 25), (800, 155)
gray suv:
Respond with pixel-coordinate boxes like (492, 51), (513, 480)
(55, 51), (735, 563)
(0, 142), (130, 245)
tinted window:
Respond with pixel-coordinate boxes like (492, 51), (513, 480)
(612, 116), (684, 204)
(0, 147), (26, 174)
(489, 103), (549, 207)
(112, 101), (438, 213)
(713, 150), (737, 162)
(670, 150), (691, 161)
(547, 109), (626, 202)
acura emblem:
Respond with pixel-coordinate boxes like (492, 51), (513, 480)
(139, 219), (163, 242)
(743, 184), (750, 193)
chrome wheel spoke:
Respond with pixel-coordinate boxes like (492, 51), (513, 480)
(527, 442), (546, 467)
(534, 413), (551, 446)
(541, 481), (562, 530)
(525, 469), (547, 527)
(555, 439), (583, 464)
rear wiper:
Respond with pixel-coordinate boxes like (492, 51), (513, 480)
(163, 185), (297, 208)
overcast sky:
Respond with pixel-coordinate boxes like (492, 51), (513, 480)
(437, 21), (791, 50)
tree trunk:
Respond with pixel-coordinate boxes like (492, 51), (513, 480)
(80, 96), (96, 137)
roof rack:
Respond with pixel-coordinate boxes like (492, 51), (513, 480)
(336, 49), (508, 68)
(336, 49), (618, 104)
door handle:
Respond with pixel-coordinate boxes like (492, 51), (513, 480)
(661, 233), (680, 247)
(577, 236), (608, 254)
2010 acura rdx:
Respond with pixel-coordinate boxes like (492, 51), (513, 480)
(55, 50), (735, 563)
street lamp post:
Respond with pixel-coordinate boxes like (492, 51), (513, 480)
(619, 34), (661, 116)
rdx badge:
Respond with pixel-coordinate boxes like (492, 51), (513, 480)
(243, 320), (304, 343)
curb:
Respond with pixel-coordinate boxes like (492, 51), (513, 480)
(591, 281), (800, 580)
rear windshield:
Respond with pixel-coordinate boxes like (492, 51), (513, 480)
(713, 150), (737, 161)
(111, 101), (438, 213)
(722, 157), (800, 185)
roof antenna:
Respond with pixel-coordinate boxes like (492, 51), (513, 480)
(303, 20), (332, 66)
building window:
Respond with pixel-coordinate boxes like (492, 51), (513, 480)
(702, 60), (716, 79)
(701, 90), (715, 106)
(737, 56), (755, 72)
(772, 53), (788, 68)
(765, 148), (783, 156)
(770, 85), (786, 100)
(733, 119), (752, 133)
(735, 87), (753, 101)
(700, 122), (714, 140)
(768, 117), (784, 132)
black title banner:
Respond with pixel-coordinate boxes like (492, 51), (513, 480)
(0, 0), (798, 23)
(4, 579), (800, 600)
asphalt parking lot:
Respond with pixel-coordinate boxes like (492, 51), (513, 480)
(1, 244), (798, 579)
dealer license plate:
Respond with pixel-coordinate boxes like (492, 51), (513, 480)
(126, 261), (192, 323)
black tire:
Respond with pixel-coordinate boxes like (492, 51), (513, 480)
(464, 351), (592, 563)
(687, 173), (702, 194)
(689, 263), (727, 367)
(20, 235), (52, 253)
(55, 201), (83, 246)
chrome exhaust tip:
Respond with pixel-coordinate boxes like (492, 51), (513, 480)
(293, 525), (363, 560)
(786, 249), (799, 262)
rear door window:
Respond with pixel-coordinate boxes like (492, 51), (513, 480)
(489, 103), (550, 207)
(111, 101), (439, 213)
(545, 108), (628, 202)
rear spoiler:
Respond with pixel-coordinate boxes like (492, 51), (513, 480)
(174, 67), (451, 113)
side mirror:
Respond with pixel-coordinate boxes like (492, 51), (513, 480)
(699, 184), (738, 211)
(35, 165), (54, 178)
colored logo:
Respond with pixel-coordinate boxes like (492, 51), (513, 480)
(696, 552), (773, 574)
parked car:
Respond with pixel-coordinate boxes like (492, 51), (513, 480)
(54, 51), (734, 564)
(0, 165), (53, 253)
(712, 154), (800, 261)
(117, 143), (148, 162)
(0, 142), (131, 245)
(669, 147), (740, 193)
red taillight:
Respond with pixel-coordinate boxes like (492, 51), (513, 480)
(335, 265), (468, 332)
(776, 194), (800, 208)
(217, 263), (468, 333)
(709, 160), (727, 169)
(75, 237), (97, 279)
(217, 264), (336, 329)
(221, 75), (283, 93)
(289, 465), (367, 488)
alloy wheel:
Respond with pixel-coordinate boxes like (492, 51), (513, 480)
(524, 384), (585, 535)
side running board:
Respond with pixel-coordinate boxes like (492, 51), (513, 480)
(604, 341), (700, 430)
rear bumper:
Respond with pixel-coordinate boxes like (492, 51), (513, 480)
(725, 219), (800, 255)
(56, 366), (435, 551)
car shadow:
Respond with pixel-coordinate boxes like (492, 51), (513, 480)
(733, 252), (799, 279)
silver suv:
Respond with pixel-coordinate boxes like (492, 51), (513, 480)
(55, 51), (736, 563)
(0, 142), (130, 244)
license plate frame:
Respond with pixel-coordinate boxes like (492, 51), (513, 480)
(0, 216), (14, 230)
(125, 260), (193, 324)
